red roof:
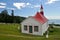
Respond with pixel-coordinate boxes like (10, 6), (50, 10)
(33, 12), (48, 24)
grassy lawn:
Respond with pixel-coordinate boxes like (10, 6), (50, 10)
(0, 24), (60, 40)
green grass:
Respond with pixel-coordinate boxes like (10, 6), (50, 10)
(0, 24), (20, 35)
(0, 24), (60, 40)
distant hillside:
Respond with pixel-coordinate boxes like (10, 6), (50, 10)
(48, 19), (60, 24)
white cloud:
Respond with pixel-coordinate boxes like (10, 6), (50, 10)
(0, 6), (6, 8)
(46, 0), (60, 4)
(0, 3), (6, 5)
(13, 3), (26, 9)
(13, 2), (40, 9)
(29, 5), (40, 8)
(26, 3), (31, 5)
(0, 3), (6, 8)
(46, 16), (60, 19)
(34, 5), (40, 8)
(13, 3), (31, 9)
(7, 8), (16, 10)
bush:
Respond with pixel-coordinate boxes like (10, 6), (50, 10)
(49, 24), (54, 32)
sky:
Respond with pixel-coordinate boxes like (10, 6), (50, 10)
(0, 0), (60, 19)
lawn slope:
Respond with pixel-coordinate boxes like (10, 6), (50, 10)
(0, 24), (60, 40)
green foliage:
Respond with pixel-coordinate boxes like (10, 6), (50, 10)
(54, 24), (60, 26)
(0, 9), (26, 23)
(49, 24), (54, 32)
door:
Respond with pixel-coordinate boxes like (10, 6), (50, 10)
(29, 26), (32, 33)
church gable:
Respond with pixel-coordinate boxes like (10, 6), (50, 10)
(21, 17), (42, 25)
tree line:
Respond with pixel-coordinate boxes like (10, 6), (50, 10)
(0, 9), (26, 23)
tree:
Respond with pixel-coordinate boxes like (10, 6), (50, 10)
(0, 9), (26, 23)
(0, 10), (9, 23)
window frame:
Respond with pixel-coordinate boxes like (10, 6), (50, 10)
(24, 25), (27, 31)
(34, 26), (38, 32)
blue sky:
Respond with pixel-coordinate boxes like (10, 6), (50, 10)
(0, 0), (60, 19)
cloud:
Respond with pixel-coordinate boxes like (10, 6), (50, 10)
(13, 2), (40, 9)
(34, 5), (40, 8)
(29, 5), (40, 8)
(0, 3), (6, 5)
(0, 6), (6, 8)
(13, 2), (31, 9)
(46, 0), (60, 4)
(13, 3), (26, 9)
(26, 3), (31, 5)
(7, 8), (16, 10)
(0, 3), (6, 8)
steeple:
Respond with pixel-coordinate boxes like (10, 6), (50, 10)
(40, 4), (44, 15)
(41, 4), (43, 9)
